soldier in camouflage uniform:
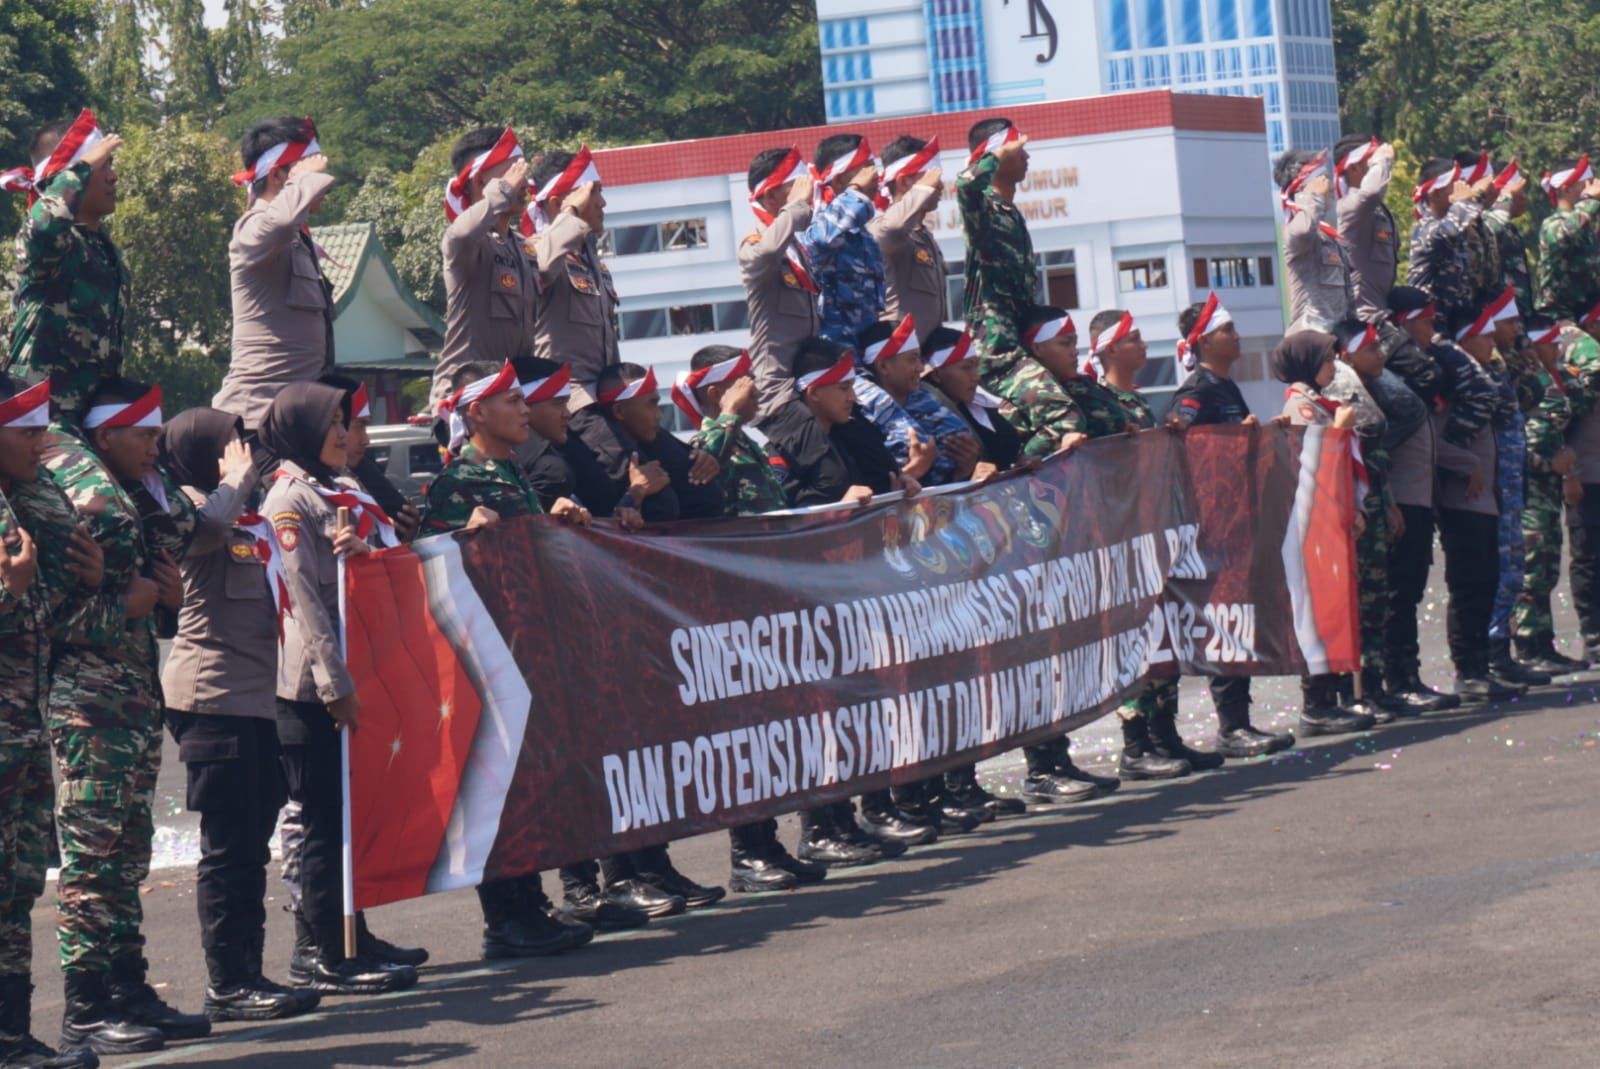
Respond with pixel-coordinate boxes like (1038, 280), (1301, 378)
(675, 345), (838, 892)
(851, 317), (978, 487)
(1534, 159), (1600, 322)
(0, 376), (105, 1069)
(1097, 309), (1228, 778)
(43, 378), (211, 1054)
(1512, 316), (1587, 671)
(1452, 153), (1505, 310)
(1409, 158), (1482, 327)
(1559, 318), (1600, 658)
(1484, 164), (1535, 317)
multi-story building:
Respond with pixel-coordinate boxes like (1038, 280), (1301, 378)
(815, 0), (1340, 160)
(589, 91), (1289, 419)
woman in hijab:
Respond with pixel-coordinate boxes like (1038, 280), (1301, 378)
(158, 408), (319, 1024)
(256, 383), (421, 996)
(1270, 332), (1377, 740)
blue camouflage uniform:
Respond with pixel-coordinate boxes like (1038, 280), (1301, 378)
(797, 189), (882, 347)
(1487, 357), (1527, 641)
(852, 378), (970, 485)
(1409, 203), (1478, 327)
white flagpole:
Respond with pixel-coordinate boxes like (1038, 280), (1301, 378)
(336, 507), (357, 960)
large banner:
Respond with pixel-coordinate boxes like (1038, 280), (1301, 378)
(342, 425), (1359, 910)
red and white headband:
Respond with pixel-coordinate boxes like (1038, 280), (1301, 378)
(0, 380), (50, 428)
(1527, 322), (1562, 346)
(535, 145), (599, 206)
(671, 350), (752, 423)
(1412, 162), (1461, 218)
(444, 126), (522, 222)
(1391, 300), (1436, 324)
(861, 315), (918, 366)
(1542, 156), (1592, 205)
(599, 366), (658, 406)
(1090, 312), (1135, 356)
(923, 331), (974, 370)
(797, 353), (856, 392)
(1024, 312), (1075, 348)
(6, 109), (103, 208)
(84, 385), (162, 430)
(813, 139), (874, 207)
(521, 364), (572, 404)
(351, 383), (371, 422)
(1342, 323), (1379, 354)
(1454, 289), (1518, 342)
(442, 361), (519, 451)
(1281, 149), (1328, 219)
(1493, 158), (1522, 193)
(1579, 300), (1600, 328)
(882, 137), (940, 184)
(967, 125), (1020, 167)
(1334, 138), (1379, 196)
(1459, 151), (1493, 185)
(1175, 293), (1232, 371)
(232, 119), (320, 190)
(748, 147), (804, 226)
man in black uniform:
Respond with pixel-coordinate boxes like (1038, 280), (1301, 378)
(1167, 304), (1296, 757)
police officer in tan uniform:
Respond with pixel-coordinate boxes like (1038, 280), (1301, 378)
(529, 147), (617, 412)
(870, 135), (948, 345)
(431, 126), (539, 411)
(740, 148), (819, 420)
(1334, 135), (1399, 320)
(213, 117), (336, 433)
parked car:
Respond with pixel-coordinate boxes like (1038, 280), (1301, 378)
(365, 422), (444, 505)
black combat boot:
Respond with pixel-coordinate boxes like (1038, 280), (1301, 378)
(1212, 704), (1294, 758)
(1336, 673), (1393, 725)
(1515, 635), (1587, 675)
(107, 957), (210, 1041)
(943, 765), (1026, 817)
(1117, 715), (1191, 779)
(247, 930), (319, 1015)
(480, 879), (593, 958)
(1146, 705), (1224, 771)
(1297, 675), (1376, 737)
(0, 974), (99, 1068)
(354, 913), (429, 967)
(1021, 739), (1100, 804)
(729, 837), (799, 894)
(1387, 670), (1460, 712)
(635, 845), (727, 910)
(1489, 637), (1551, 687)
(201, 945), (306, 1022)
(59, 972), (163, 1055)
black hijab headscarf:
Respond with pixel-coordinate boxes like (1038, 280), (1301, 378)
(1271, 331), (1337, 389)
(158, 408), (244, 493)
(258, 382), (349, 486)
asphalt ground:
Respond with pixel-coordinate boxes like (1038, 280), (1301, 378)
(24, 559), (1600, 1068)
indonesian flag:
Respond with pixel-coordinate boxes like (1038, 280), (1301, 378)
(0, 380), (50, 428)
(232, 119), (321, 200)
(237, 510), (293, 641)
(671, 350), (752, 424)
(443, 126), (523, 224)
(1175, 293), (1230, 372)
(6, 109), (104, 208)
(1279, 425), (1361, 674)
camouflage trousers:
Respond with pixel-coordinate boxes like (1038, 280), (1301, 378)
(1513, 472), (1565, 643)
(1489, 467), (1528, 640)
(981, 358), (1079, 461)
(1117, 677), (1181, 721)
(1358, 496), (1390, 678)
(48, 675), (162, 974)
(0, 732), (53, 978)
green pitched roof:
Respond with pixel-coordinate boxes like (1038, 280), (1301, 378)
(310, 222), (444, 342)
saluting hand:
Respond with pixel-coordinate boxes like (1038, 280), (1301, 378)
(0, 527), (38, 599)
(786, 172), (814, 206)
(289, 153), (328, 179)
(504, 158), (530, 194)
(64, 525), (103, 588)
(81, 134), (124, 171)
(219, 437), (253, 483)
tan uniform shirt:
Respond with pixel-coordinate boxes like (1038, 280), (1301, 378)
(161, 483), (278, 718)
(214, 172), (339, 429)
(1337, 152), (1398, 320)
(533, 212), (619, 411)
(265, 461), (368, 704)
(1436, 405), (1497, 515)
(869, 184), (947, 344)
(741, 200), (821, 421)
(431, 177), (540, 409)
(1284, 186), (1356, 334)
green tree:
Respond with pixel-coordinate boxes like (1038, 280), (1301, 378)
(0, 0), (95, 241)
(342, 137), (454, 315)
(112, 119), (238, 410)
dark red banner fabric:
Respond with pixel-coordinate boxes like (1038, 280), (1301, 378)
(344, 425), (1357, 909)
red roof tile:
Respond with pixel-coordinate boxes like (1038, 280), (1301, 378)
(592, 90), (1265, 189)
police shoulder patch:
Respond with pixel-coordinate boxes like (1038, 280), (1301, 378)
(275, 525), (299, 552)
(1298, 404), (1319, 422)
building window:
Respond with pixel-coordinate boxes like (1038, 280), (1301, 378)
(601, 218), (708, 258)
(1118, 257), (1168, 292)
(619, 299), (748, 341)
(1178, 50), (1206, 83)
(1140, 0), (1168, 48)
(1210, 0), (1238, 41)
(1107, 56), (1136, 91)
(1178, 0), (1203, 43)
(1141, 53), (1172, 87)
(1258, 256), (1275, 286)
(1247, 43), (1277, 76)
(1268, 120), (1285, 155)
(1106, 0), (1133, 51)
(1192, 254), (1273, 289)
(820, 17), (869, 50)
(1037, 249), (1078, 308)
(1212, 46), (1242, 79)
(1248, 0), (1272, 36)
